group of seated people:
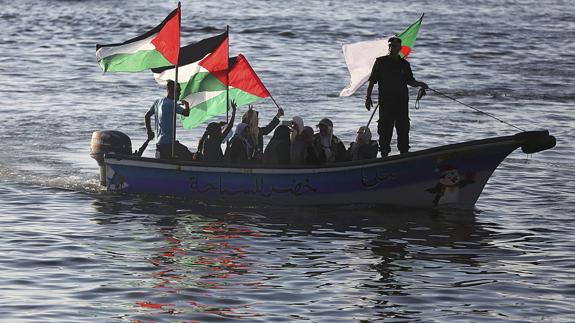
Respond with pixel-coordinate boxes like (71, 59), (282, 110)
(192, 101), (379, 165)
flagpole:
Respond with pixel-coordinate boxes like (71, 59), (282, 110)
(267, 93), (282, 111)
(172, 65), (179, 159)
(171, 1), (181, 159)
(226, 25), (230, 123)
(366, 103), (379, 128)
(259, 75), (282, 111)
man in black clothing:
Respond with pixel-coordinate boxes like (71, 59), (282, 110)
(365, 37), (428, 156)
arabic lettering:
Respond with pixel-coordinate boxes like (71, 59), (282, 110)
(361, 168), (397, 189)
(190, 175), (218, 194)
(189, 175), (317, 197)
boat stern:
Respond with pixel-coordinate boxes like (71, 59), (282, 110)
(90, 130), (132, 186)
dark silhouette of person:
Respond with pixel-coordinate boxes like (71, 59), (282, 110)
(225, 123), (253, 163)
(365, 37), (428, 156)
(291, 126), (320, 165)
(263, 125), (291, 165)
(196, 101), (237, 162)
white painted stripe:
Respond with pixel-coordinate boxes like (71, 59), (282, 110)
(153, 61), (209, 84)
(182, 90), (225, 107)
(96, 32), (158, 61)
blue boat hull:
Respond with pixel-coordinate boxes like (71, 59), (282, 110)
(102, 131), (555, 208)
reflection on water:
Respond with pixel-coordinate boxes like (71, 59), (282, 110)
(90, 195), (508, 321)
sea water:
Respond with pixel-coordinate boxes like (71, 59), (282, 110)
(0, 0), (573, 321)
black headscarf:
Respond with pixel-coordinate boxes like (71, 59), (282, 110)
(263, 125), (291, 165)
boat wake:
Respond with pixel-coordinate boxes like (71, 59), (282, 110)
(0, 156), (103, 194)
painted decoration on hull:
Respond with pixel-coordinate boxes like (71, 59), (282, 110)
(107, 169), (129, 190)
(426, 165), (477, 206)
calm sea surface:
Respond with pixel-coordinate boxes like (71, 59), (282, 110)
(0, 0), (574, 321)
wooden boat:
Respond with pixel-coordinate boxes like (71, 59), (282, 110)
(90, 130), (555, 208)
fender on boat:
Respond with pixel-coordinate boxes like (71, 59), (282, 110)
(514, 130), (556, 154)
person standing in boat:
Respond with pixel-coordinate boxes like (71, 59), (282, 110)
(241, 105), (285, 161)
(365, 36), (428, 156)
(145, 80), (193, 160)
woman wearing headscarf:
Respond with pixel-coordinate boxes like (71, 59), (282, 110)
(263, 125), (291, 165)
(196, 101), (237, 162)
(312, 118), (347, 163)
(241, 105), (284, 161)
(290, 126), (319, 165)
(289, 116), (304, 143)
(347, 126), (379, 161)
(225, 122), (254, 163)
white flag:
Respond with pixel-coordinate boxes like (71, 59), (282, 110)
(339, 38), (391, 97)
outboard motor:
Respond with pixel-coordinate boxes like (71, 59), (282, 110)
(90, 130), (132, 186)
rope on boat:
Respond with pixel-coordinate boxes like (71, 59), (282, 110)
(414, 87), (426, 110)
(427, 87), (526, 132)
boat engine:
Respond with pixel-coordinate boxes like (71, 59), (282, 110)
(90, 130), (132, 186)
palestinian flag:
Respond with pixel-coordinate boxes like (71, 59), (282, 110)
(178, 54), (271, 129)
(96, 7), (180, 72)
(153, 31), (228, 90)
(397, 14), (424, 59)
(179, 31), (229, 102)
(228, 54), (271, 108)
(154, 33), (270, 129)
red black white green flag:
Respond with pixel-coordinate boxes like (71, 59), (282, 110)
(96, 7), (180, 72)
(154, 32), (270, 129)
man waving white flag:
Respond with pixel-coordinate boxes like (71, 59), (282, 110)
(339, 39), (390, 97)
(339, 15), (424, 97)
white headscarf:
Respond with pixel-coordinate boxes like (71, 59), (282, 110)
(319, 123), (334, 161)
(355, 126), (372, 145)
(290, 116), (304, 142)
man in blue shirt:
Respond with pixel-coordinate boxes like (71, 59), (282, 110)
(145, 80), (192, 160)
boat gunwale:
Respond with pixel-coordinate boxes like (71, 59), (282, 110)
(102, 132), (538, 173)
